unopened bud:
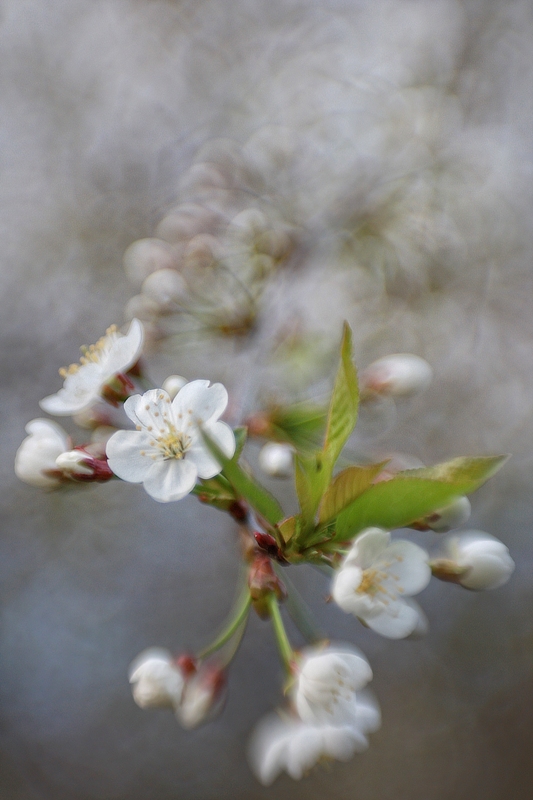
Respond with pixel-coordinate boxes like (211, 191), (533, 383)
(55, 450), (94, 476)
(249, 556), (287, 618)
(361, 354), (433, 399)
(432, 531), (515, 590)
(123, 238), (179, 285)
(254, 532), (288, 563)
(141, 269), (187, 311)
(128, 648), (185, 709)
(162, 375), (188, 399)
(420, 496), (471, 533)
(258, 442), (294, 478)
(176, 665), (227, 729)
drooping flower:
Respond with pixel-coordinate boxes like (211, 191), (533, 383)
(332, 527), (431, 639)
(293, 645), (373, 725)
(176, 664), (227, 729)
(15, 418), (71, 488)
(40, 319), (144, 416)
(106, 380), (235, 502)
(128, 648), (185, 709)
(249, 716), (372, 785)
(432, 531), (515, 590)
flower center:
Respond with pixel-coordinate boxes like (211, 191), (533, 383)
(156, 425), (192, 460)
(356, 568), (385, 596)
(59, 325), (117, 377)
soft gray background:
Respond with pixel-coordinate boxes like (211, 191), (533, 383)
(2, 1), (533, 798)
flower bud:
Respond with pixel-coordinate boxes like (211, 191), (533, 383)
(141, 269), (187, 311)
(421, 496), (471, 533)
(55, 450), (94, 476)
(432, 531), (515, 590)
(360, 354), (433, 398)
(249, 555), (287, 617)
(123, 238), (179, 285)
(15, 419), (71, 488)
(176, 665), (227, 729)
(258, 442), (294, 478)
(128, 648), (185, 709)
(162, 375), (188, 400)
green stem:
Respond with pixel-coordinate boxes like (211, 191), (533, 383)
(198, 590), (252, 659)
(267, 594), (294, 673)
(273, 565), (323, 644)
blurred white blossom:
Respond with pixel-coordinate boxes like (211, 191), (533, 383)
(360, 354), (433, 399)
(434, 531), (515, 590)
(15, 419), (71, 488)
(258, 442), (294, 478)
(128, 648), (185, 709)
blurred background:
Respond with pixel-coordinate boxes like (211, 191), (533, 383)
(2, 0), (533, 797)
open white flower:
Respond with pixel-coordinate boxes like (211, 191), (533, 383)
(106, 380), (235, 502)
(249, 699), (379, 786)
(15, 418), (71, 488)
(40, 319), (144, 416)
(332, 528), (431, 639)
(293, 645), (373, 725)
(435, 531), (515, 590)
(128, 648), (185, 709)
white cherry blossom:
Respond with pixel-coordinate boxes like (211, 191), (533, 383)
(258, 442), (294, 478)
(436, 531), (515, 590)
(128, 648), (185, 709)
(40, 319), (144, 416)
(361, 354), (433, 398)
(293, 645), (373, 725)
(332, 527), (431, 639)
(106, 380), (235, 502)
(15, 418), (71, 488)
(249, 696), (380, 786)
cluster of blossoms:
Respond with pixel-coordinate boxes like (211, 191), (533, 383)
(123, 140), (294, 346)
(16, 318), (515, 784)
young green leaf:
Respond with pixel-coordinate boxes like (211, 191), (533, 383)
(400, 455), (509, 490)
(294, 451), (332, 529)
(233, 426), (248, 460)
(318, 461), (389, 524)
(200, 428), (284, 525)
(334, 477), (470, 541)
(323, 322), (359, 467)
(277, 515), (300, 544)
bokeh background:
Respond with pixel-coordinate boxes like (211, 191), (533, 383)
(2, 1), (533, 797)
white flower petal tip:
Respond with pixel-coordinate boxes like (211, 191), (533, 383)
(436, 531), (515, 591)
(361, 354), (433, 399)
(294, 645), (373, 725)
(258, 442), (294, 478)
(15, 419), (71, 488)
(424, 496), (471, 532)
(175, 666), (227, 730)
(128, 648), (184, 709)
(39, 319), (144, 416)
(332, 528), (431, 639)
(106, 380), (235, 502)
(248, 714), (374, 786)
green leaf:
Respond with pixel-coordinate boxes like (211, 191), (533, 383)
(233, 427), (248, 460)
(294, 451), (332, 529)
(334, 454), (509, 541)
(277, 516), (300, 544)
(335, 478), (469, 541)
(400, 455), (509, 490)
(200, 428), (284, 525)
(323, 322), (359, 467)
(318, 462), (389, 524)
(269, 403), (327, 451)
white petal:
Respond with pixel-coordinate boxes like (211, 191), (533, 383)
(40, 363), (103, 416)
(172, 380), (228, 423)
(364, 599), (421, 639)
(187, 421), (236, 479)
(124, 389), (172, 430)
(331, 566), (364, 609)
(376, 540), (431, 596)
(343, 528), (390, 569)
(323, 724), (369, 758)
(105, 430), (156, 482)
(104, 318), (144, 374)
(143, 458), (198, 502)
